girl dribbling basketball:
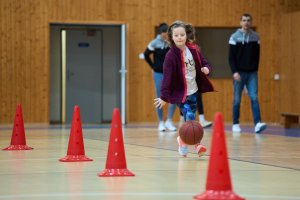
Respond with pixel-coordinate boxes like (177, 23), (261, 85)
(154, 20), (215, 157)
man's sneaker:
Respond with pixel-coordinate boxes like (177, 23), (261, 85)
(232, 124), (241, 133)
(177, 136), (188, 157)
(200, 120), (212, 128)
(194, 143), (207, 157)
(158, 121), (166, 132)
(165, 120), (177, 131)
(255, 122), (267, 133)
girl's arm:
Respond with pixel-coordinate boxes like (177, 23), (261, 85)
(199, 52), (212, 73)
(154, 98), (166, 109)
(191, 43), (211, 75)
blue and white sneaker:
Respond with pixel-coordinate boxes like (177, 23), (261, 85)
(177, 136), (188, 157)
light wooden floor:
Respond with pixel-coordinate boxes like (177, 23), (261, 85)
(0, 122), (300, 200)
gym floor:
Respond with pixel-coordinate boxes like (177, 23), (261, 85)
(0, 122), (300, 200)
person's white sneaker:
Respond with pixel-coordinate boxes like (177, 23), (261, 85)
(158, 121), (166, 132)
(232, 124), (241, 133)
(177, 136), (188, 157)
(200, 120), (212, 128)
(254, 122), (267, 133)
(165, 119), (177, 131)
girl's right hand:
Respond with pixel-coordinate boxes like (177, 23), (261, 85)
(201, 67), (210, 75)
(154, 98), (166, 109)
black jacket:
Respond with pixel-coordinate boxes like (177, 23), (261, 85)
(144, 35), (169, 73)
(228, 29), (260, 73)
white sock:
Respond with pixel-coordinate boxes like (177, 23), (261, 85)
(199, 114), (205, 122)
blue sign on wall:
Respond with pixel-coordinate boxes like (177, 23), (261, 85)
(78, 42), (90, 48)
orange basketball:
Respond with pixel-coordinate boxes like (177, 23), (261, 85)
(179, 120), (203, 145)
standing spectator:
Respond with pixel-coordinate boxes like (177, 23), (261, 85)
(144, 23), (177, 132)
(228, 13), (266, 133)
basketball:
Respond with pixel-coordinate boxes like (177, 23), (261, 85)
(179, 120), (204, 145)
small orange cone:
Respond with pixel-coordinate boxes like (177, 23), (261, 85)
(59, 105), (93, 162)
(3, 104), (33, 150)
(98, 108), (135, 177)
(194, 112), (245, 200)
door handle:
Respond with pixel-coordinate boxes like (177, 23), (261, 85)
(66, 69), (74, 81)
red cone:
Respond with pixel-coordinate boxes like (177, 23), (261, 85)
(59, 105), (93, 162)
(3, 104), (33, 150)
(98, 108), (135, 177)
(194, 112), (245, 200)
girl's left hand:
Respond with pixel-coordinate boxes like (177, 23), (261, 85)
(201, 67), (210, 75)
(154, 98), (166, 109)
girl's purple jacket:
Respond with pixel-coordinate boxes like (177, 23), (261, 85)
(161, 43), (215, 104)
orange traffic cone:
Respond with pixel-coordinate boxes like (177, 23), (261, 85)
(98, 108), (135, 177)
(194, 112), (245, 200)
(59, 105), (93, 162)
(3, 104), (33, 150)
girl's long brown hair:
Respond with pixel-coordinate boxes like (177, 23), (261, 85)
(167, 20), (196, 47)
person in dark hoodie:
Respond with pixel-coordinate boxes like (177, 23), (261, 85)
(144, 22), (177, 132)
(228, 13), (266, 134)
(154, 20), (215, 157)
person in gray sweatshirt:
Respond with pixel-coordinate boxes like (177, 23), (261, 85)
(144, 23), (177, 132)
(228, 13), (266, 134)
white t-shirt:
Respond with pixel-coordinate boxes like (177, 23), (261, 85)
(184, 47), (198, 95)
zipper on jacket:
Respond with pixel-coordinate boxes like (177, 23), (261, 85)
(180, 49), (187, 103)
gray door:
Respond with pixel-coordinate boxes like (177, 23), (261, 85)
(50, 25), (124, 124)
(65, 29), (102, 123)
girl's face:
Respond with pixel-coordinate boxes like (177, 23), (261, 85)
(172, 26), (186, 48)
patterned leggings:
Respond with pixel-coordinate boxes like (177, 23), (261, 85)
(178, 92), (198, 121)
